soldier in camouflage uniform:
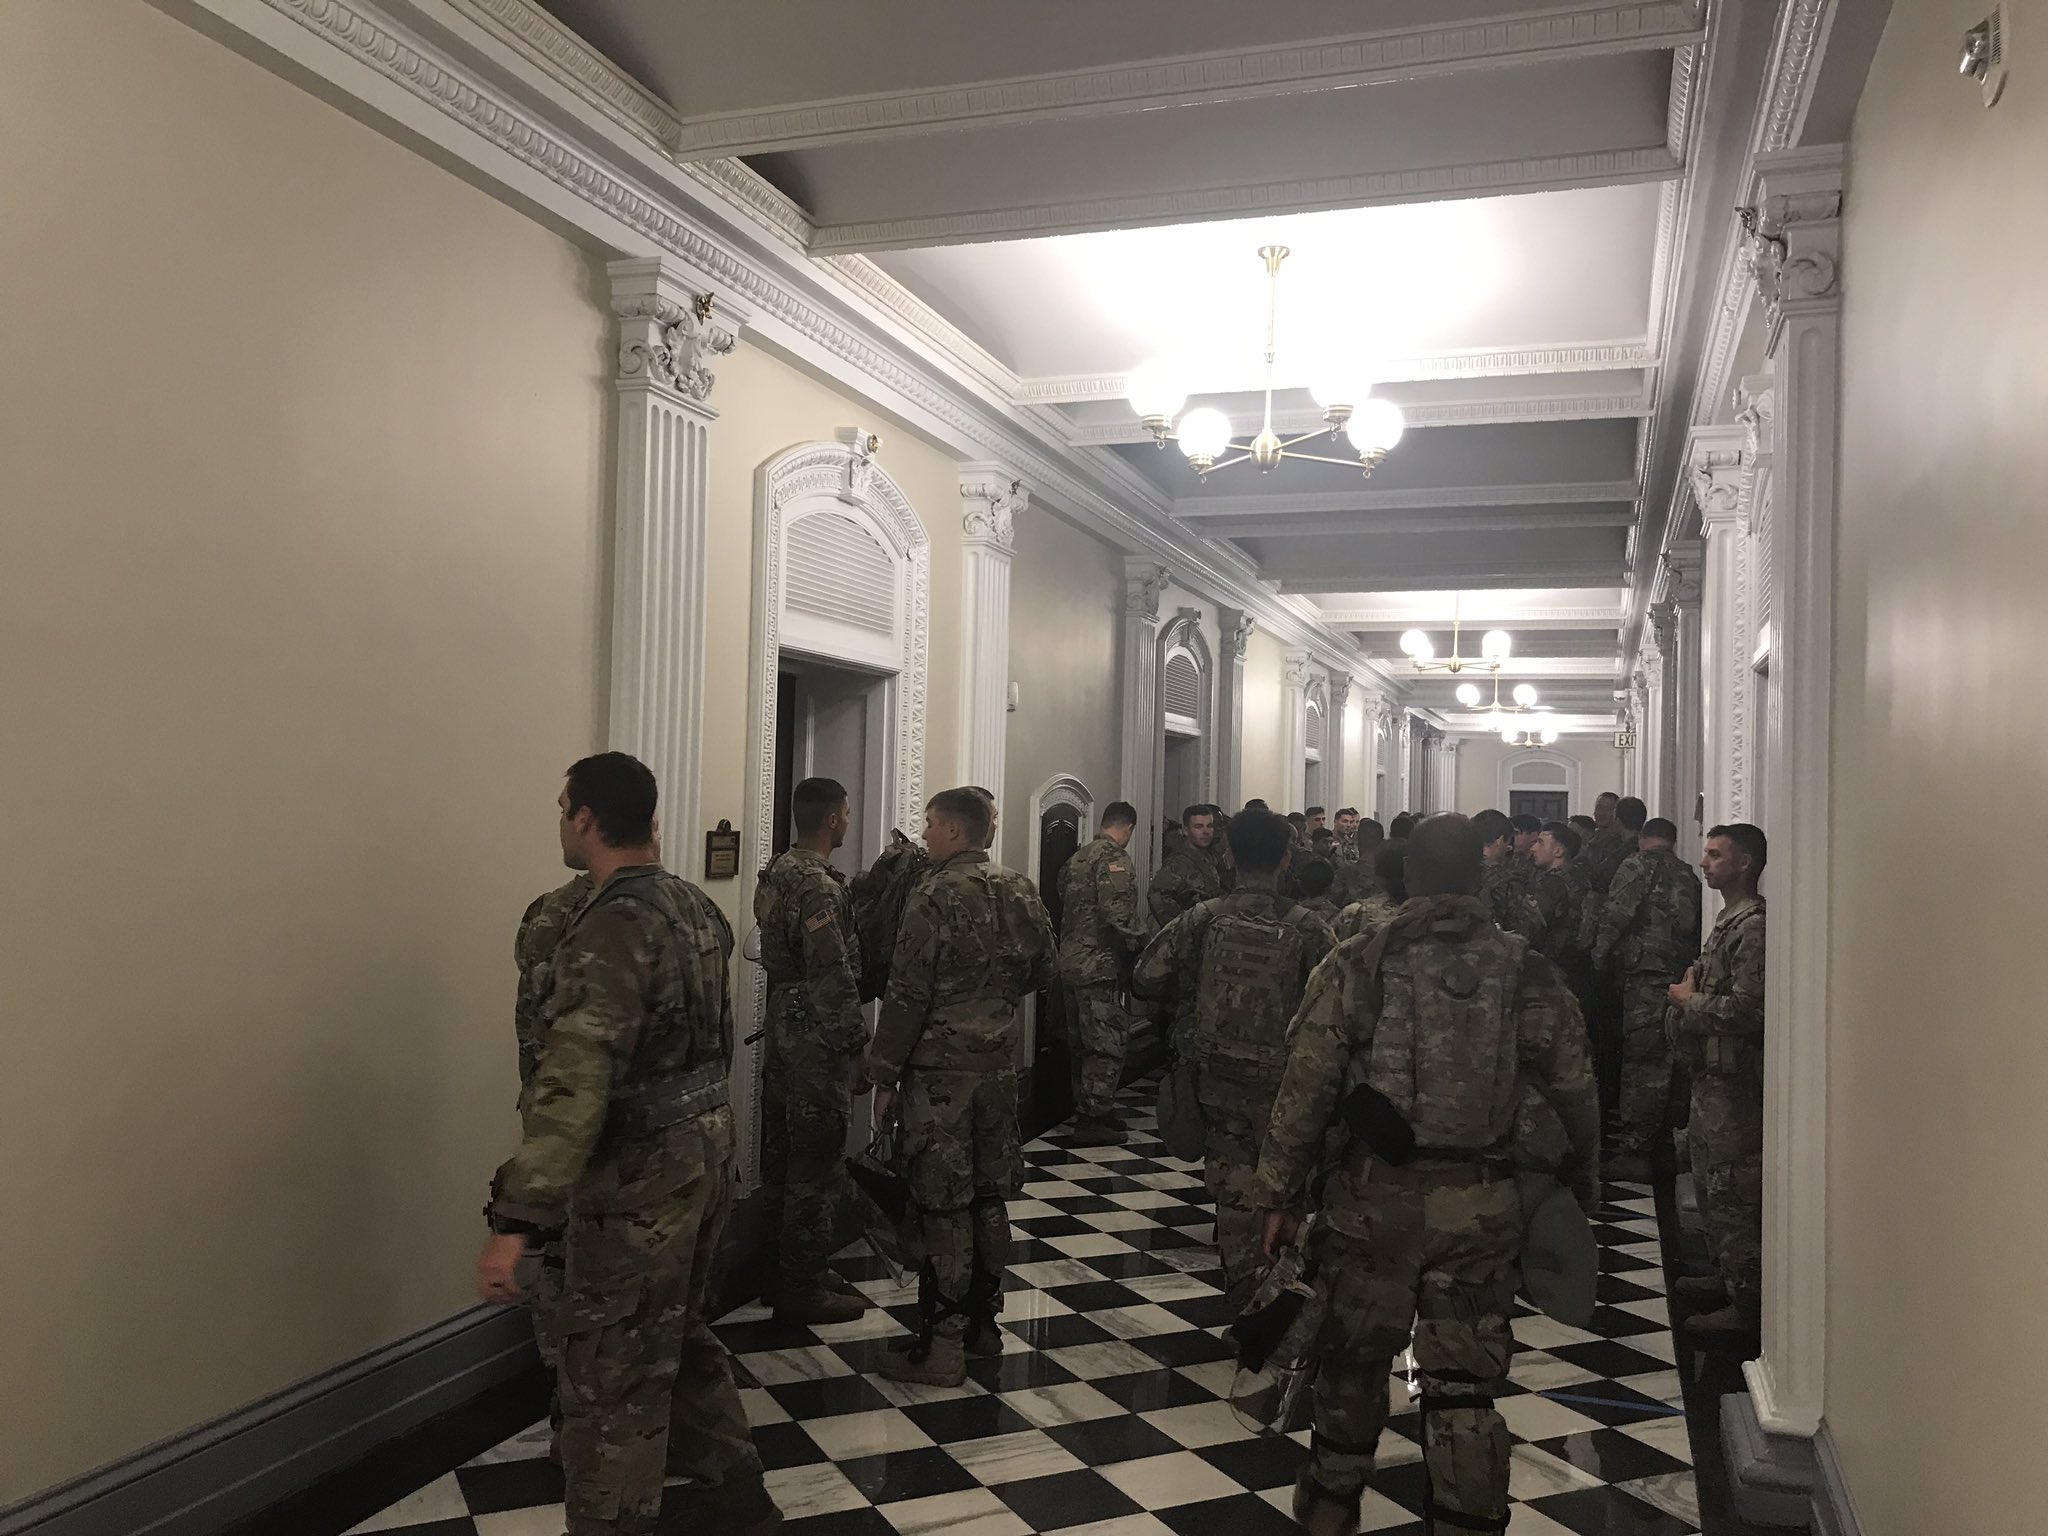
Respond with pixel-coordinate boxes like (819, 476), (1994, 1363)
(1334, 840), (1407, 944)
(477, 754), (773, 1536)
(1669, 823), (1767, 1339)
(1474, 809), (1543, 939)
(1332, 807), (1362, 863)
(1148, 803), (1225, 927)
(864, 788), (1057, 1386)
(1057, 801), (1148, 1145)
(1295, 858), (1343, 924)
(1253, 815), (1598, 1536)
(1590, 817), (1703, 1181)
(1575, 796), (1642, 1113)
(512, 870), (595, 1456)
(1331, 818), (1386, 908)
(754, 776), (873, 1324)
(1133, 809), (1332, 1300)
(1526, 821), (1582, 964)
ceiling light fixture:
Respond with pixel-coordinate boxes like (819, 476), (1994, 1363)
(1125, 245), (1406, 481)
(1502, 717), (1561, 747)
(1396, 593), (1510, 675)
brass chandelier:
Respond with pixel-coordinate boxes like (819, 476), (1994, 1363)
(1125, 245), (1407, 481)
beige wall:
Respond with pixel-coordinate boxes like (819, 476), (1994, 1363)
(1827, 2), (2048, 1528)
(1239, 629), (1289, 809)
(1002, 516), (1125, 870)
(0, 0), (612, 1498)
(1453, 738), (1625, 817)
(696, 344), (966, 933)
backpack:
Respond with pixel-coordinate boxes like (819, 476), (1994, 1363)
(1363, 918), (1525, 1153)
(1193, 895), (1311, 1070)
(849, 830), (929, 1003)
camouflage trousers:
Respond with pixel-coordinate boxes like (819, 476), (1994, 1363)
(761, 1013), (860, 1298)
(1195, 1057), (1283, 1303)
(902, 1066), (1022, 1339)
(1690, 1067), (1764, 1314)
(552, 1105), (758, 1536)
(1615, 974), (1680, 1158)
(1309, 1169), (1522, 1531)
(526, 1242), (568, 1457)
(1071, 984), (1131, 1122)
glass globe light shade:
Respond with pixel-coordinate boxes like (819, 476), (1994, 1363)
(1501, 722), (1521, 745)
(1309, 361), (1376, 413)
(1125, 359), (1187, 422)
(1512, 683), (1539, 707)
(1176, 407), (1234, 462)
(1399, 629), (1434, 661)
(1480, 629), (1513, 662)
(1345, 397), (1407, 454)
(1540, 722), (1561, 744)
(1455, 681), (1482, 707)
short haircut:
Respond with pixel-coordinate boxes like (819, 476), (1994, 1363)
(1244, 798), (1270, 812)
(1568, 814), (1597, 834)
(1389, 812), (1419, 840)
(1287, 811), (1308, 828)
(1356, 817), (1386, 849)
(1407, 814), (1483, 897)
(1708, 822), (1769, 872)
(1226, 807), (1293, 873)
(1596, 790), (1620, 805)
(1336, 806), (1358, 819)
(1541, 820), (1582, 859)
(1306, 805), (1326, 818)
(1510, 813), (1542, 836)
(1471, 808), (1514, 849)
(1100, 801), (1138, 830)
(791, 776), (849, 836)
(1312, 827), (1336, 844)
(1182, 803), (1214, 826)
(929, 786), (992, 843)
(1642, 817), (1679, 842)
(565, 752), (658, 848)
(1297, 858), (1335, 897)
(1617, 796), (1648, 832)
(1375, 840), (1408, 901)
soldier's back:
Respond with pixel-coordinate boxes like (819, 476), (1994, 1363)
(515, 873), (595, 1085)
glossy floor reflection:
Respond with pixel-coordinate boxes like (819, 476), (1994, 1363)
(346, 1083), (1708, 1535)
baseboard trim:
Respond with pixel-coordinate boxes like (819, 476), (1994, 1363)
(1719, 1391), (1818, 1529)
(1810, 1423), (1864, 1536)
(0, 1306), (539, 1536)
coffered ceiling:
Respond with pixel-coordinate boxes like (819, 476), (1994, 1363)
(532, 0), (1777, 736)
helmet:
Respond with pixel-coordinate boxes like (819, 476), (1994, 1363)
(1226, 1216), (1326, 1435)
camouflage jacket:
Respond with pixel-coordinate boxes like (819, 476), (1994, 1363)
(1251, 895), (1600, 1216)
(753, 847), (866, 1052)
(1674, 895), (1766, 1071)
(1591, 846), (1703, 978)
(1575, 829), (1640, 948)
(1297, 894), (1342, 925)
(869, 850), (1057, 1079)
(1333, 890), (1404, 945)
(492, 866), (735, 1231)
(1147, 846), (1226, 929)
(1479, 856), (1544, 939)
(1529, 865), (1583, 963)
(1058, 833), (1147, 986)
(1131, 880), (1333, 1065)
(514, 873), (594, 1092)
(1330, 858), (1384, 909)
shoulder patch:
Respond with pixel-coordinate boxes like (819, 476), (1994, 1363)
(1109, 861), (1128, 873)
(805, 910), (836, 933)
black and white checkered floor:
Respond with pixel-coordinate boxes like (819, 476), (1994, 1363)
(347, 1086), (1699, 1535)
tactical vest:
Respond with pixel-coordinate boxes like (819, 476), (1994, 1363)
(1617, 854), (1701, 977)
(850, 832), (928, 1003)
(1194, 894), (1309, 1071)
(576, 870), (732, 1136)
(1362, 915), (1526, 1154)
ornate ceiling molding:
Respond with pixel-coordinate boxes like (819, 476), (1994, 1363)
(1174, 481), (1643, 519)
(668, 2), (1706, 159)
(809, 147), (1683, 255)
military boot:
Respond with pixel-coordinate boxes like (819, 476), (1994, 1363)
(1673, 1274), (1728, 1305)
(663, 1465), (782, 1536)
(1068, 1117), (1125, 1148)
(773, 1286), (867, 1325)
(1683, 1303), (1760, 1341)
(825, 1271), (870, 1302)
(1291, 1473), (1360, 1536)
(879, 1333), (968, 1387)
(965, 1317), (1005, 1358)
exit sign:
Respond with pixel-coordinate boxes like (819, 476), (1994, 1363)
(1614, 729), (1636, 749)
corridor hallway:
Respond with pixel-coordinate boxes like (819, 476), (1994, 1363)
(328, 1082), (1723, 1536)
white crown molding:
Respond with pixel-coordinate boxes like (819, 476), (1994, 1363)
(208, 0), (1393, 693)
(1319, 602), (1624, 628)
(1174, 481), (1642, 519)
(1014, 342), (1656, 405)
(668, 1), (1707, 159)
(808, 147), (1684, 254)
(1068, 393), (1653, 448)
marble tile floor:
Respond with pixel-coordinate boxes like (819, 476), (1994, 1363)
(334, 1082), (1728, 1536)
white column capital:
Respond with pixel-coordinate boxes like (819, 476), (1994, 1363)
(958, 462), (1030, 553)
(1689, 427), (1750, 533)
(1327, 673), (1354, 712)
(1220, 608), (1255, 664)
(1741, 146), (1844, 348)
(1660, 542), (1705, 606)
(1736, 372), (1778, 462)
(1123, 558), (1169, 623)
(1281, 649), (1313, 690)
(606, 257), (746, 408)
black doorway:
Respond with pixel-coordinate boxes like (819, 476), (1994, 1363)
(1025, 804), (1082, 1138)
(1510, 789), (1570, 822)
